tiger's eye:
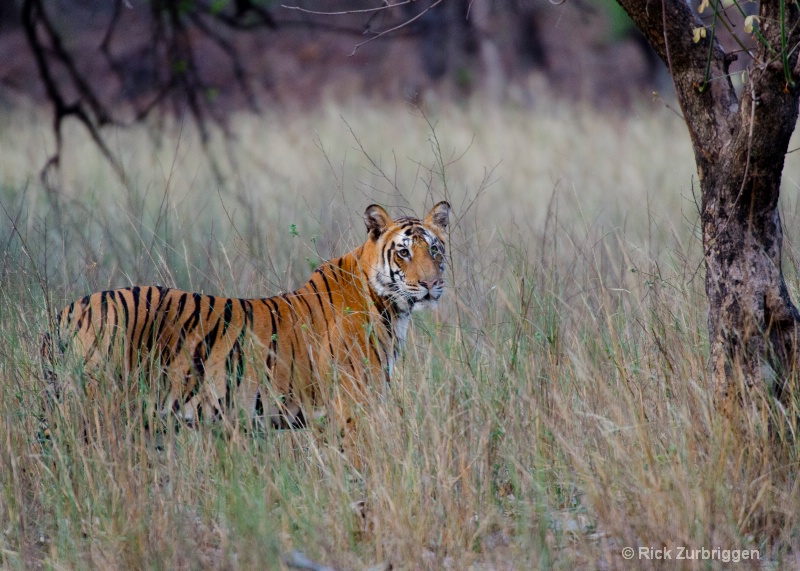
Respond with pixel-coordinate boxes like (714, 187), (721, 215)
(398, 248), (410, 258)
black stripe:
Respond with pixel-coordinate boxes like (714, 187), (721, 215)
(241, 299), (254, 325)
(188, 293), (203, 335)
(108, 291), (122, 355)
(329, 260), (342, 284)
(155, 297), (174, 363)
(221, 298), (233, 336)
(242, 299), (254, 329)
(224, 339), (244, 408)
(206, 295), (216, 320)
(146, 289), (169, 354)
(176, 292), (188, 320)
(266, 299), (279, 370)
(118, 290), (131, 365)
(270, 297), (282, 325)
(296, 291), (316, 327)
(82, 303), (99, 362)
(169, 293), (188, 359)
(145, 285), (154, 309)
(99, 291), (109, 331)
(220, 298), (252, 411)
(187, 316), (222, 401)
(233, 302), (251, 348)
(309, 280), (335, 358)
(227, 300), (251, 375)
(208, 316), (223, 354)
(82, 304), (94, 333)
(386, 242), (397, 268)
(128, 286), (141, 369)
(106, 291), (118, 357)
(368, 287), (387, 316)
(264, 297), (280, 317)
(134, 287), (153, 359)
(308, 279), (326, 315)
(92, 292), (108, 350)
(76, 295), (90, 332)
(176, 293), (203, 356)
(369, 335), (384, 366)
(318, 270), (336, 307)
(118, 288), (130, 328)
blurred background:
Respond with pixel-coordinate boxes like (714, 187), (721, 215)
(0, 0), (670, 119)
(0, 0), (698, 295)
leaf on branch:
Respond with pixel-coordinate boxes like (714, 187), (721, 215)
(744, 15), (759, 34)
(693, 27), (707, 44)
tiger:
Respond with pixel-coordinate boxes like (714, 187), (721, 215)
(41, 201), (451, 458)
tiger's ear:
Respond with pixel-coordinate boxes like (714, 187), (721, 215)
(425, 201), (451, 233)
(364, 204), (392, 241)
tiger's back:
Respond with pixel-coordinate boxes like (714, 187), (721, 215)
(44, 202), (451, 432)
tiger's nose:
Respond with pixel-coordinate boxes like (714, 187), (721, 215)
(419, 279), (442, 290)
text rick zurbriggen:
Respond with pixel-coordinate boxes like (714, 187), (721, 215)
(637, 546), (759, 563)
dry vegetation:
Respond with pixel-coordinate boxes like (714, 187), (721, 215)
(2, 97), (800, 569)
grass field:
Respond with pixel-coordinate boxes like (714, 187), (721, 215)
(2, 97), (800, 569)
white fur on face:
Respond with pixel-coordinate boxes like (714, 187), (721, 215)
(369, 226), (445, 314)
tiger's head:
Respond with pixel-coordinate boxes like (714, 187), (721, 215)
(362, 201), (451, 314)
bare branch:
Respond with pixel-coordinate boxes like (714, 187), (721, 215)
(349, 0), (444, 56)
(21, 0), (126, 186)
(188, 10), (260, 112)
(281, 0), (412, 16)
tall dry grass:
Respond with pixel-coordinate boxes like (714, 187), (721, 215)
(2, 97), (800, 569)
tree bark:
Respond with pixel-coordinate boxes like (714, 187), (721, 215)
(614, 0), (800, 408)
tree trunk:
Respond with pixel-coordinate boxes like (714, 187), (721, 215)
(704, 83), (800, 407)
(613, 0), (800, 408)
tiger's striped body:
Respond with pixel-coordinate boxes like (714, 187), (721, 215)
(43, 202), (451, 436)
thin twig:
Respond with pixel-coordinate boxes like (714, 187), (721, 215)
(348, 0), (444, 56)
(281, 0), (412, 16)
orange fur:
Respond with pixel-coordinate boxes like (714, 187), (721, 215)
(44, 202), (451, 457)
